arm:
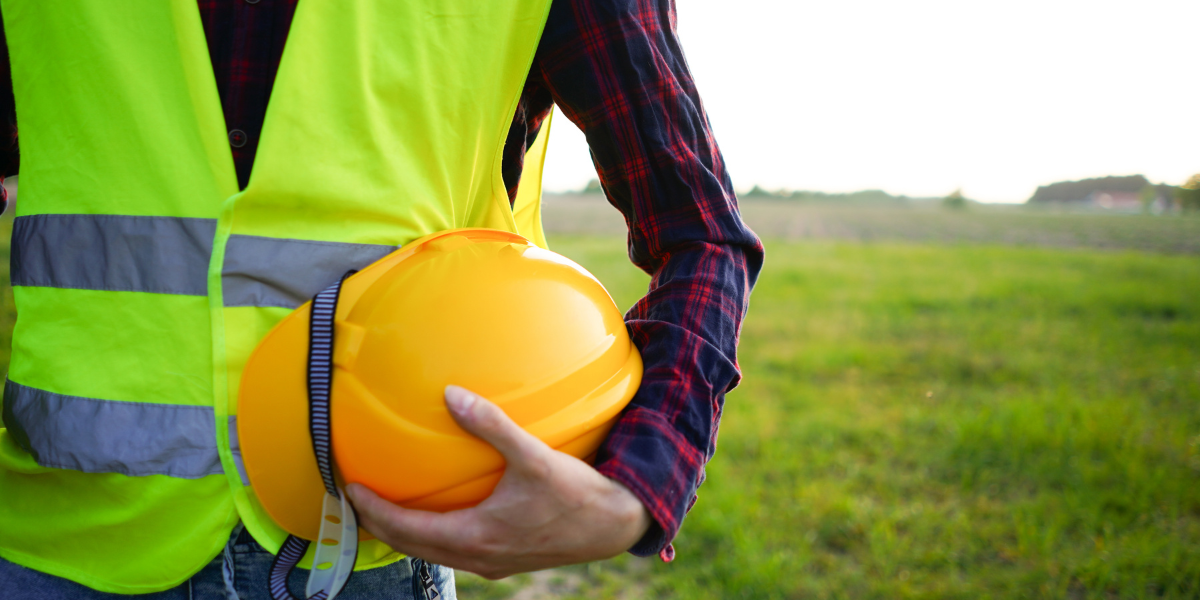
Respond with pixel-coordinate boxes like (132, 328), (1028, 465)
(535, 0), (763, 557)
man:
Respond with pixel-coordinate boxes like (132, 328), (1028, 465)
(0, 0), (762, 598)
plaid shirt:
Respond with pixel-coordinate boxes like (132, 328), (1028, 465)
(0, 0), (763, 559)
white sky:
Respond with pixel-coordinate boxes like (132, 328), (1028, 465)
(541, 0), (1200, 203)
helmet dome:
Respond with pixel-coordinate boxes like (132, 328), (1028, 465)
(238, 228), (642, 540)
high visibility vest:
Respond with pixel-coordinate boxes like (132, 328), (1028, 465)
(0, 0), (552, 593)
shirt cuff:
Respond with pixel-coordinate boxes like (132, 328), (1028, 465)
(594, 320), (741, 558)
(594, 409), (694, 557)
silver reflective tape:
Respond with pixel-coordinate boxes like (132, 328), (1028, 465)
(10, 214), (216, 295)
(8, 215), (398, 308)
(1, 380), (223, 479)
(222, 234), (395, 309)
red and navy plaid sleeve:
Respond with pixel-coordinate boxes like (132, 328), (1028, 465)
(515, 0), (765, 558)
(0, 11), (19, 183)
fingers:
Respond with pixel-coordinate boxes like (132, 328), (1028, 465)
(346, 483), (463, 549)
(344, 483), (506, 577)
(444, 385), (548, 468)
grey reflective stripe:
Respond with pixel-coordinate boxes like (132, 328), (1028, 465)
(9, 214), (397, 309)
(222, 234), (395, 309)
(1, 380), (223, 479)
(11, 214), (215, 295)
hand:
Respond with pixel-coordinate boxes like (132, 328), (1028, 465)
(345, 385), (652, 579)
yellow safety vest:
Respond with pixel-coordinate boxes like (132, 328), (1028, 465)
(0, 0), (552, 593)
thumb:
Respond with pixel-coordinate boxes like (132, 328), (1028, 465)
(444, 385), (546, 467)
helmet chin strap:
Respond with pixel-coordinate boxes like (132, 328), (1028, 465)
(269, 271), (359, 600)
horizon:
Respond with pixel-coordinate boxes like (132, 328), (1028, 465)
(544, 174), (1181, 205)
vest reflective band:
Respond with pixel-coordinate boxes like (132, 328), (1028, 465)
(3, 381), (228, 479)
(11, 214), (397, 307)
(0, 0), (553, 593)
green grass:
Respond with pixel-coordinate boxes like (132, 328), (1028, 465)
(1, 214), (1197, 597)
(464, 235), (1200, 599)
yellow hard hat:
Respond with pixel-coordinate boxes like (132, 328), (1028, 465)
(238, 228), (643, 541)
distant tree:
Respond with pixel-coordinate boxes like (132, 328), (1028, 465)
(1177, 174), (1200, 212)
(582, 178), (603, 194)
(744, 187), (921, 203)
(1027, 175), (1151, 204)
(942, 189), (968, 210)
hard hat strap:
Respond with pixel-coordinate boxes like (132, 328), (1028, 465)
(269, 536), (320, 600)
(306, 270), (356, 499)
(269, 271), (359, 600)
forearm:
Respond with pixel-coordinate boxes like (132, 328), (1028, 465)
(596, 240), (758, 556)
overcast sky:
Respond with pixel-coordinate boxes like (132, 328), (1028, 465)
(541, 0), (1200, 203)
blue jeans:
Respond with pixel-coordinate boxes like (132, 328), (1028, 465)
(0, 525), (455, 599)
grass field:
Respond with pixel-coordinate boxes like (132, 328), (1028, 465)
(458, 202), (1200, 599)
(1, 204), (1198, 598)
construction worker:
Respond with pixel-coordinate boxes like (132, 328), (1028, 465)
(0, 1), (762, 599)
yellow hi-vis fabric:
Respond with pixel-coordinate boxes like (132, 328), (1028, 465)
(0, 0), (552, 593)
